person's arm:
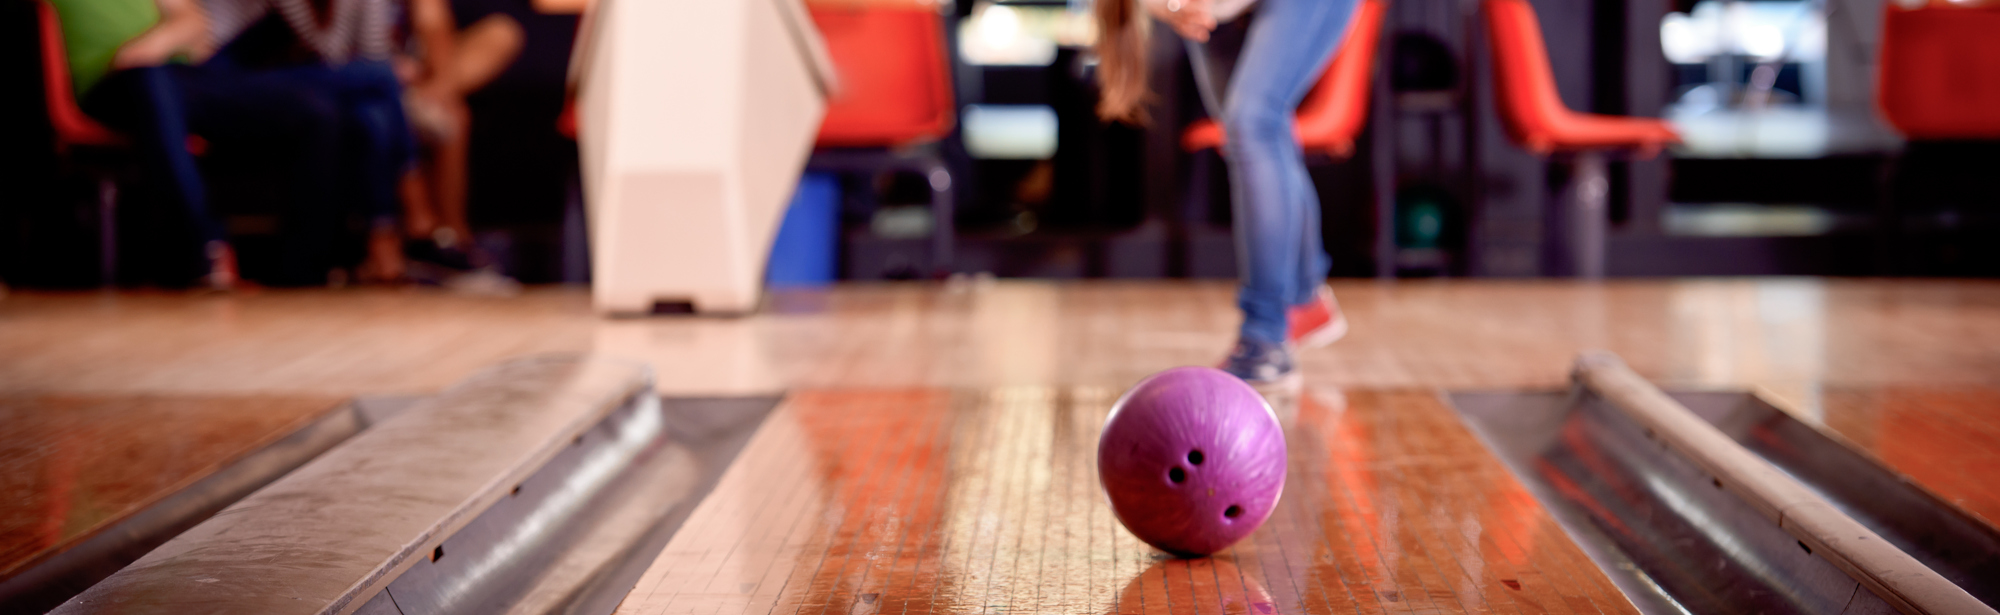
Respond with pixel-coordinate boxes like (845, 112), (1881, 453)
(1143, 0), (1216, 42)
(112, 0), (216, 69)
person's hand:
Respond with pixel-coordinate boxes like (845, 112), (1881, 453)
(111, 36), (178, 69)
(1145, 0), (1216, 42)
(110, 22), (213, 69)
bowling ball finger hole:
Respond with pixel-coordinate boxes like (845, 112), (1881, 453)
(1187, 450), (1204, 465)
(1224, 505), (1243, 520)
(1168, 467), (1187, 484)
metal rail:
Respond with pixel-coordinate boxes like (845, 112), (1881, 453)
(52, 355), (654, 615)
(1574, 352), (1996, 615)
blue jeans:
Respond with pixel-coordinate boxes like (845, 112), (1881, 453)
(268, 60), (415, 226)
(1185, 0), (1358, 345)
(204, 55), (415, 226)
(83, 64), (345, 283)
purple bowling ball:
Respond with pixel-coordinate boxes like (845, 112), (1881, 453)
(1098, 366), (1287, 557)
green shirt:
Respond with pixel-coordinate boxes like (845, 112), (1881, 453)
(47, 0), (161, 96)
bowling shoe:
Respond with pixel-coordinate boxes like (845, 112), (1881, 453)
(1288, 285), (1348, 349)
(1220, 338), (1296, 384)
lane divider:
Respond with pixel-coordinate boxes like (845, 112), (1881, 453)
(1573, 352), (1995, 615)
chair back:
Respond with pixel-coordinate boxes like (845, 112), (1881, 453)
(1483, 0), (1570, 152)
(36, 0), (123, 150)
(1877, 0), (2000, 139)
(808, 4), (955, 148)
(1293, 0), (1386, 157)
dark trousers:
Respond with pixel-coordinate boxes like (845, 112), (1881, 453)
(269, 60), (415, 225)
(83, 64), (345, 285)
(201, 52), (414, 226)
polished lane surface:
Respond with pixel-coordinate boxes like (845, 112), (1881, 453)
(617, 388), (1635, 615)
(1820, 386), (2000, 527)
(3, 280), (1998, 611)
(0, 395), (341, 578)
(5, 279), (2000, 397)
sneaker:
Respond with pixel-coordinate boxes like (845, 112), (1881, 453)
(405, 238), (476, 272)
(1287, 285), (1349, 349)
(442, 267), (522, 297)
(1219, 338), (1297, 385)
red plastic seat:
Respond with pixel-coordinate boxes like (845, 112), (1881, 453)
(38, 0), (210, 286)
(1484, 0), (1676, 155)
(37, 0), (124, 151)
(799, 1), (957, 276)
(1181, 0), (1386, 158)
(808, 4), (955, 147)
(1876, 0), (2000, 139)
(557, 101), (577, 139)
(1487, 0), (1678, 278)
(37, 0), (208, 154)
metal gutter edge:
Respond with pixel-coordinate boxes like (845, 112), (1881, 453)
(1573, 351), (1996, 615)
(52, 355), (652, 615)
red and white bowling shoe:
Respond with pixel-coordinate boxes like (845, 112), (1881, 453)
(1287, 285), (1349, 349)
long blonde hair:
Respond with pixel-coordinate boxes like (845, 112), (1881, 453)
(1093, 0), (1151, 124)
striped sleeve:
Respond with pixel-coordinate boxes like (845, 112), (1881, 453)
(270, 0), (346, 61)
(205, 0), (398, 64)
(356, 0), (395, 60)
(204, 0), (269, 51)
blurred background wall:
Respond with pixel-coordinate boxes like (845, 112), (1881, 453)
(5, 0), (1996, 288)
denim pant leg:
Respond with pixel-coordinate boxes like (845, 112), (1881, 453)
(1187, 0), (1357, 344)
(177, 63), (347, 284)
(82, 67), (224, 246)
(327, 61), (414, 225)
(250, 61), (412, 227)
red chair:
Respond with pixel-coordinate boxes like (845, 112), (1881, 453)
(811, 4), (954, 149)
(37, 0), (126, 286)
(1484, 0), (1678, 278)
(805, 1), (956, 276)
(37, 0), (207, 285)
(1876, 0), (2000, 139)
(1180, 0), (1387, 159)
(38, 2), (124, 151)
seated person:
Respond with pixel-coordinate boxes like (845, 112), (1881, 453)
(205, 0), (413, 282)
(50, 0), (345, 288)
(396, 0), (524, 271)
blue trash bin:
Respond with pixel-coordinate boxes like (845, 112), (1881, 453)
(766, 172), (840, 287)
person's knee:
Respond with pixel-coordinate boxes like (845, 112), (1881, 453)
(469, 15), (525, 58)
(1220, 102), (1294, 150)
(453, 15), (526, 92)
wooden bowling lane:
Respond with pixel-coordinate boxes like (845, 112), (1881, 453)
(1817, 386), (2000, 528)
(0, 394), (342, 578)
(616, 387), (1637, 615)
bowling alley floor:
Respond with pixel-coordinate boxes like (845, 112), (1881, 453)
(3, 278), (1999, 613)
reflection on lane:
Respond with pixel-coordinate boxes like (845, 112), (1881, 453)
(615, 388), (1635, 614)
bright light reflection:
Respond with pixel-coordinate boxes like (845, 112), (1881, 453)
(1659, 1), (1825, 64)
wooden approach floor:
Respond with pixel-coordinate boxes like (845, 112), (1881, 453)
(619, 388), (1634, 615)
(2, 279), (1998, 610)
(6, 279), (2000, 397)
